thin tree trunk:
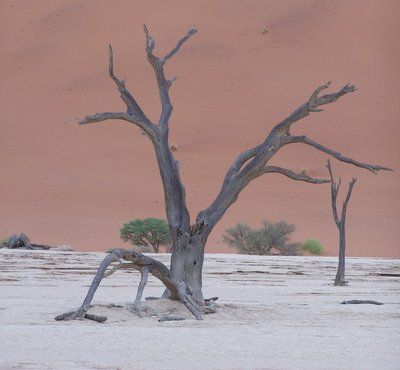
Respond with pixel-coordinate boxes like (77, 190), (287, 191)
(334, 224), (346, 286)
(327, 160), (357, 286)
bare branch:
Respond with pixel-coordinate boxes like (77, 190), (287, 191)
(108, 44), (153, 126)
(262, 165), (330, 184)
(308, 81), (332, 109)
(285, 135), (393, 174)
(342, 177), (357, 217)
(143, 25), (197, 125)
(143, 24), (155, 54)
(132, 267), (149, 314)
(103, 262), (136, 278)
(230, 144), (264, 174)
(78, 111), (156, 137)
(314, 83), (357, 107)
(327, 159), (340, 225)
(273, 82), (357, 135)
(78, 112), (131, 125)
(161, 27), (198, 64)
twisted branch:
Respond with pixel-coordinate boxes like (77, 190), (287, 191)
(55, 249), (203, 322)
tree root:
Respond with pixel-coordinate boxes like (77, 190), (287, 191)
(55, 248), (206, 322)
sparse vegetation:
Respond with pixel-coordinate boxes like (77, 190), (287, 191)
(0, 238), (9, 247)
(120, 218), (171, 253)
(301, 239), (324, 255)
(223, 221), (301, 256)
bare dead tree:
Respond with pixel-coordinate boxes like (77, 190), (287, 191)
(56, 26), (391, 321)
(327, 160), (358, 286)
(1, 233), (52, 250)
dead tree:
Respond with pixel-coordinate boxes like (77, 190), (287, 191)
(56, 26), (391, 321)
(1, 234), (51, 250)
(327, 160), (358, 286)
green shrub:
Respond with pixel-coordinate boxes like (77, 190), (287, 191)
(120, 218), (171, 253)
(301, 239), (324, 255)
(0, 237), (10, 248)
(223, 221), (301, 256)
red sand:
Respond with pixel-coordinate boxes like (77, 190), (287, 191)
(1, 0), (399, 256)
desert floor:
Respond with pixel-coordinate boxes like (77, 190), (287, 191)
(1, 0), (399, 256)
(0, 249), (399, 370)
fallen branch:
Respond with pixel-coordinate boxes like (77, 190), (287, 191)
(341, 300), (383, 305)
(55, 311), (107, 322)
(158, 315), (186, 322)
(54, 248), (204, 322)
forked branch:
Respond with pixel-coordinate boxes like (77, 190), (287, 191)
(143, 24), (197, 126)
(200, 82), (390, 232)
(327, 159), (357, 226)
(77, 44), (155, 137)
(272, 82), (357, 135)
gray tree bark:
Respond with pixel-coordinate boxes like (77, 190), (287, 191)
(327, 160), (357, 286)
(68, 26), (391, 314)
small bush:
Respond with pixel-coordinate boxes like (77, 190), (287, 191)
(0, 238), (9, 248)
(301, 239), (324, 255)
(223, 221), (301, 256)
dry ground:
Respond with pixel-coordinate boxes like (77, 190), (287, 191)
(0, 250), (399, 369)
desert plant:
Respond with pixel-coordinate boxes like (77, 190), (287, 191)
(301, 239), (324, 255)
(0, 238), (9, 248)
(120, 218), (171, 253)
(223, 221), (301, 256)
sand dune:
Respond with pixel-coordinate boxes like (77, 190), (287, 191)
(0, 249), (399, 369)
(1, 1), (399, 256)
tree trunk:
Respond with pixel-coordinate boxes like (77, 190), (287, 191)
(334, 224), (346, 286)
(169, 234), (207, 304)
(328, 160), (357, 287)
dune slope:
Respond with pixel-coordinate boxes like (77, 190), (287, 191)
(1, 0), (399, 255)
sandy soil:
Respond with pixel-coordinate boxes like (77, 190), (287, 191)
(1, 1), (399, 256)
(0, 249), (399, 370)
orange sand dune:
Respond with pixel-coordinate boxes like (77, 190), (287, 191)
(1, 0), (399, 256)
